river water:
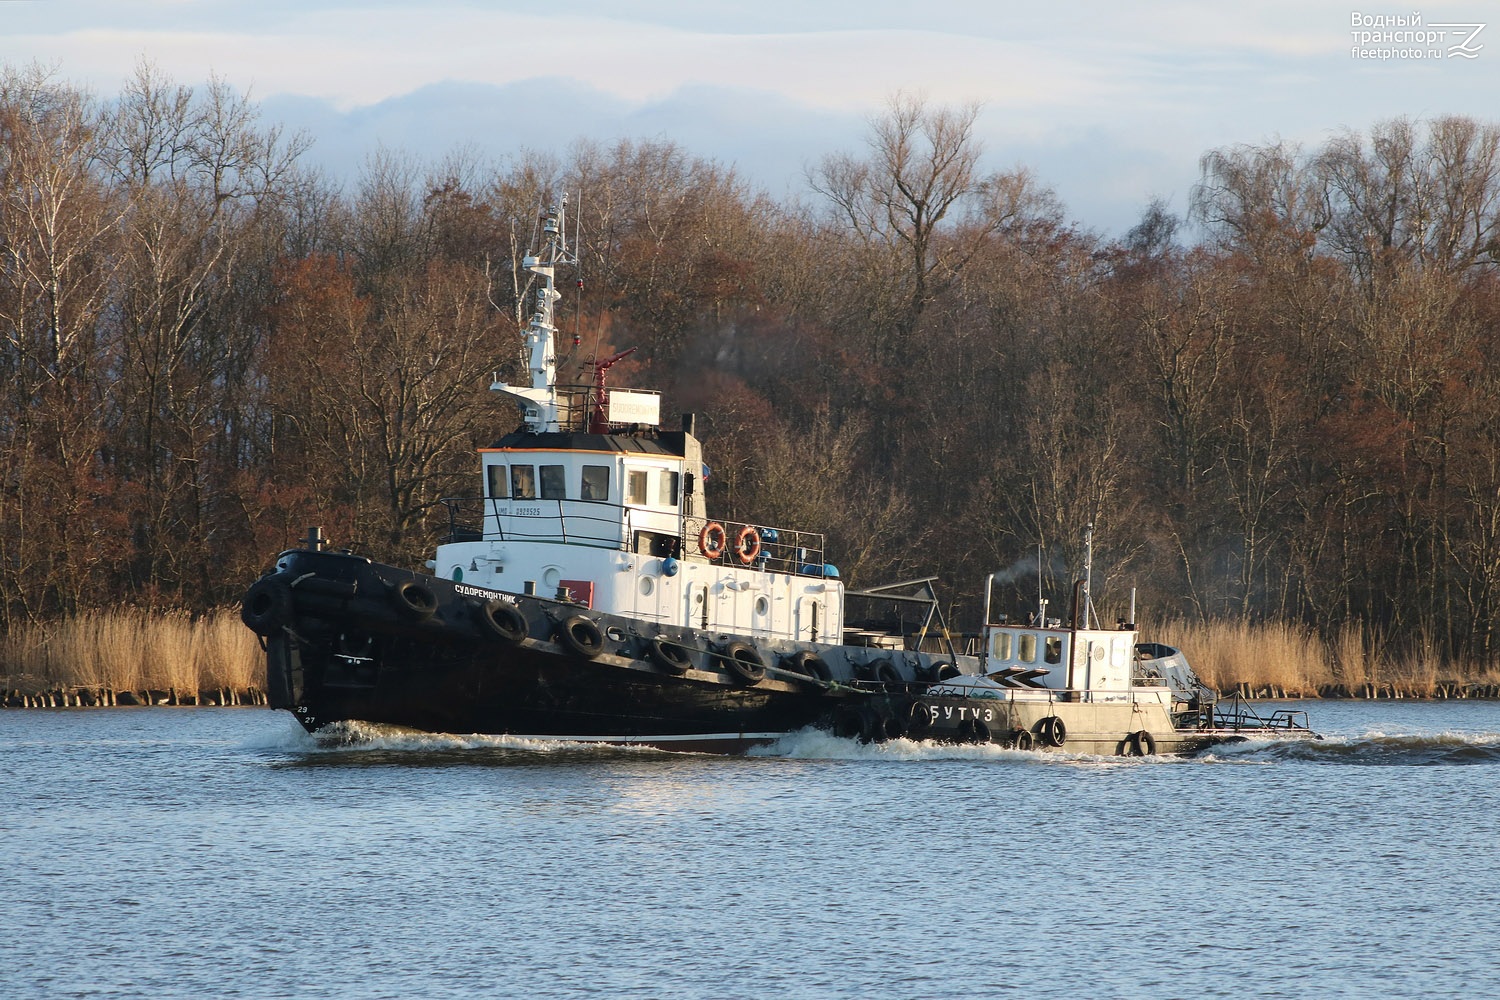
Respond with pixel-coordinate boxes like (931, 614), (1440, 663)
(4, 700), (1498, 999)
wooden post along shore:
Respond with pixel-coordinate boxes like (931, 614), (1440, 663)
(2, 687), (269, 709)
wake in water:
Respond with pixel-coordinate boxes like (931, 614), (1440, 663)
(752, 727), (1055, 762)
(753, 728), (1247, 766)
(254, 718), (674, 767)
(1202, 729), (1500, 766)
(762, 728), (1500, 766)
(246, 715), (1500, 767)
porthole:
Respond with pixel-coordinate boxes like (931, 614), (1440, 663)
(755, 596), (769, 616)
(640, 577), (655, 597)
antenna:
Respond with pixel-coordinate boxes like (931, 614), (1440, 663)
(571, 191), (587, 356)
(1083, 522), (1094, 630)
(1036, 542), (1045, 627)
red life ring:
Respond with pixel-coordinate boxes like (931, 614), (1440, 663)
(699, 522), (727, 559)
(735, 525), (761, 565)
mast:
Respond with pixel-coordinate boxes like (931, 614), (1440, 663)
(493, 198), (577, 432)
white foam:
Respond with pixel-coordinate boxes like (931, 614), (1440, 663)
(305, 720), (665, 755)
(750, 727), (1170, 765)
(240, 713), (320, 751)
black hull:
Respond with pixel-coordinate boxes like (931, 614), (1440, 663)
(265, 629), (847, 752)
(248, 548), (906, 752)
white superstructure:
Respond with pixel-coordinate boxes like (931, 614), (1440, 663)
(432, 200), (844, 642)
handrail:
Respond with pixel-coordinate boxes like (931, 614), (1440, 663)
(1207, 696), (1313, 732)
(438, 497), (831, 578)
(441, 496), (629, 549)
(681, 516), (829, 577)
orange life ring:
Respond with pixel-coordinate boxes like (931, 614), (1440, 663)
(699, 522), (727, 559)
(735, 525), (761, 565)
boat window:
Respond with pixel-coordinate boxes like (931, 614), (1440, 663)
(510, 465), (536, 499)
(992, 631), (1012, 660)
(540, 465), (566, 500)
(581, 465), (610, 501)
(1018, 633), (1037, 663)
(1045, 636), (1063, 664)
(626, 469), (649, 506)
(486, 465), (507, 499)
(659, 470), (680, 506)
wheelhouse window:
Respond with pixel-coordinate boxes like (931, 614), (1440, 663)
(1045, 636), (1063, 664)
(487, 465), (507, 498)
(1018, 633), (1037, 663)
(581, 465), (610, 501)
(511, 465), (536, 499)
(540, 464), (566, 500)
(659, 470), (680, 507)
(992, 631), (1012, 660)
(626, 469), (649, 506)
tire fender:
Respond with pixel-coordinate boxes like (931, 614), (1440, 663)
(718, 641), (766, 685)
(477, 599), (528, 643)
(555, 615), (605, 658)
(649, 635), (693, 674)
(242, 577), (293, 634)
(391, 580), (437, 620)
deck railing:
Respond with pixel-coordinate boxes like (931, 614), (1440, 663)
(441, 496), (631, 550)
(681, 517), (829, 578)
(439, 498), (831, 578)
(1200, 698), (1313, 733)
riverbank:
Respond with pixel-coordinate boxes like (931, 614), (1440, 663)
(3, 685), (267, 708)
(1229, 681), (1500, 700)
(4, 607), (1499, 707)
(7, 681), (1499, 708)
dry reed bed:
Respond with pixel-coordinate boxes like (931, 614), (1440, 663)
(1, 607), (262, 704)
(1154, 617), (1500, 698)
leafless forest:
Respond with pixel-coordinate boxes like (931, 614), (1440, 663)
(6, 63), (1500, 677)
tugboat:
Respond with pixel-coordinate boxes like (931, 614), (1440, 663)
(241, 199), (1316, 755)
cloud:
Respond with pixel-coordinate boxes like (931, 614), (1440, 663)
(5, 0), (1497, 236)
(263, 78), (867, 198)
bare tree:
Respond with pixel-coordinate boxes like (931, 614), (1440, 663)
(0, 66), (129, 621)
(1192, 140), (1330, 268)
(0, 65), (122, 391)
(1318, 116), (1500, 280)
(811, 93), (1056, 360)
(265, 256), (508, 560)
(98, 68), (314, 599)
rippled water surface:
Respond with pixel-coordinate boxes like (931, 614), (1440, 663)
(5, 700), (1500, 999)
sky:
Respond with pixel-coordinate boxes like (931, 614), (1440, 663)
(3, 1), (1496, 235)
